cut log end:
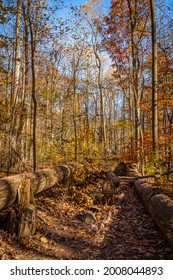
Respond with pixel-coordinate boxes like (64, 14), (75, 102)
(18, 204), (37, 238)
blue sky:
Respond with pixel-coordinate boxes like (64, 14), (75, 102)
(56, 0), (173, 17)
(58, 0), (111, 14)
(62, 0), (172, 8)
(64, 0), (172, 5)
(62, 0), (110, 6)
(54, 0), (173, 25)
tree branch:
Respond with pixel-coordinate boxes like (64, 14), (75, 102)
(135, 170), (173, 180)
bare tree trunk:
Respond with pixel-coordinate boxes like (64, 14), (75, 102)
(7, 0), (22, 175)
(73, 76), (78, 161)
(12, 0), (21, 109)
(30, 27), (37, 171)
(22, 1), (30, 163)
(150, 0), (158, 153)
(127, 0), (141, 163)
(95, 51), (106, 148)
(28, 2), (37, 171)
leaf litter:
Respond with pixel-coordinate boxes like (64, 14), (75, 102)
(0, 164), (172, 260)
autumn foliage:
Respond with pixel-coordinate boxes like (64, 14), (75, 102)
(0, 0), (172, 177)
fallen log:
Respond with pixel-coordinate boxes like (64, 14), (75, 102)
(0, 163), (89, 238)
(134, 179), (173, 248)
(114, 162), (128, 176)
(107, 172), (120, 188)
(0, 163), (85, 212)
(148, 194), (173, 248)
(134, 179), (160, 208)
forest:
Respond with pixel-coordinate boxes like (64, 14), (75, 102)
(0, 0), (173, 260)
(0, 0), (173, 175)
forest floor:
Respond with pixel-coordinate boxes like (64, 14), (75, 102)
(0, 164), (173, 260)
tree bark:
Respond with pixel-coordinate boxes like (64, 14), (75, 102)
(0, 163), (91, 211)
(150, 0), (158, 153)
(12, 0), (22, 109)
(28, 1), (37, 171)
(134, 178), (173, 248)
(7, 0), (22, 175)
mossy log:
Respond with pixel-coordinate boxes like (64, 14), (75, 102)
(134, 178), (173, 248)
(0, 163), (85, 211)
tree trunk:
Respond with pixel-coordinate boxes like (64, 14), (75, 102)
(29, 3), (37, 171)
(7, 0), (22, 175)
(12, 0), (21, 109)
(73, 75), (78, 161)
(150, 0), (158, 153)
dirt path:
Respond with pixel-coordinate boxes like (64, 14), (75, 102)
(96, 180), (171, 259)
(0, 175), (172, 260)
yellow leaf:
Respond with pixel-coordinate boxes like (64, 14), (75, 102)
(41, 236), (49, 244)
(149, 249), (156, 253)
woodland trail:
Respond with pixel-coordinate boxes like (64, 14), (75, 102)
(96, 179), (171, 259)
(0, 171), (172, 260)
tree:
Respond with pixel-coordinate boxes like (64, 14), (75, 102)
(7, 0), (22, 175)
(0, 0), (172, 175)
(27, 0), (37, 171)
(150, 0), (158, 154)
(80, 0), (107, 149)
(102, 0), (150, 165)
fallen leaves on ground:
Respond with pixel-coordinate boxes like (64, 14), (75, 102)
(0, 164), (172, 260)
